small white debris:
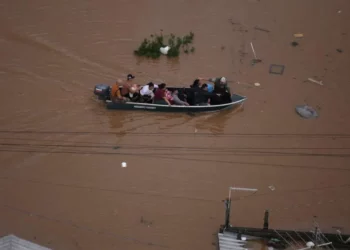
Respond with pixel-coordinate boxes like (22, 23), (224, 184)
(306, 241), (315, 247)
(160, 46), (171, 55)
(194, 128), (198, 133)
(121, 162), (127, 168)
(268, 185), (275, 191)
(307, 78), (323, 86)
(254, 82), (261, 87)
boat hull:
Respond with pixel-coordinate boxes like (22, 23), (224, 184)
(105, 94), (246, 113)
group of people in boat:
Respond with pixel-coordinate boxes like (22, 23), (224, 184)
(110, 74), (232, 106)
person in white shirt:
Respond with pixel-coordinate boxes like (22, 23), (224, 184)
(140, 82), (158, 103)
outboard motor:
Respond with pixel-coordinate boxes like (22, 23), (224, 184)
(94, 84), (111, 100)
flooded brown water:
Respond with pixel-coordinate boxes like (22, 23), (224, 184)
(1, 0), (350, 249)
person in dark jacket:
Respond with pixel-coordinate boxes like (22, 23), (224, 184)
(186, 79), (201, 105)
(211, 77), (232, 103)
(210, 76), (231, 94)
(194, 84), (220, 105)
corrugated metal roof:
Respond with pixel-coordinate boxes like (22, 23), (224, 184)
(218, 232), (248, 250)
(0, 235), (52, 250)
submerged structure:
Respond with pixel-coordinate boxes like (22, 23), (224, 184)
(217, 187), (350, 250)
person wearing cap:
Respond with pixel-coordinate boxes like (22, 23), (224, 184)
(209, 76), (231, 94)
(127, 73), (135, 81)
(121, 73), (140, 97)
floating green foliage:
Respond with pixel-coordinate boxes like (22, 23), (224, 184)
(134, 31), (195, 58)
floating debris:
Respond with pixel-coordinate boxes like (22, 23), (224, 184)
(121, 162), (127, 168)
(336, 48), (343, 53)
(250, 42), (262, 64)
(254, 82), (261, 87)
(268, 185), (275, 191)
(251, 59), (262, 65)
(254, 26), (270, 33)
(140, 216), (153, 227)
(293, 33), (304, 38)
(269, 64), (285, 75)
(291, 41), (299, 47)
(307, 78), (323, 86)
(295, 105), (319, 119)
(160, 46), (171, 55)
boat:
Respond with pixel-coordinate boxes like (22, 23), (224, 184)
(93, 84), (247, 113)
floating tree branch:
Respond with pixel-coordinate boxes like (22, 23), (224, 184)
(134, 31), (195, 58)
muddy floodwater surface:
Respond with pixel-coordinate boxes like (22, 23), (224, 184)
(1, 0), (350, 249)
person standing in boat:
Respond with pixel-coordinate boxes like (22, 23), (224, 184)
(121, 73), (140, 97)
(153, 83), (173, 106)
(127, 73), (135, 81)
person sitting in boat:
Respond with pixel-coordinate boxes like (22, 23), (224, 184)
(194, 84), (220, 105)
(153, 83), (173, 106)
(140, 82), (158, 103)
(110, 79), (128, 103)
(127, 86), (141, 102)
(187, 78), (214, 105)
(192, 78), (214, 93)
(172, 89), (189, 106)
(187, 79), (202, 105)
(206, 76), (232, 103)
(208, 76), (230, 93)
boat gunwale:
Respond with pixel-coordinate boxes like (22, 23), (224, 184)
(105, 94), (247, 109)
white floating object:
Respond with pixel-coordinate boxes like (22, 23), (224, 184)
(250, 42), (258, 59)
(307, 78), (323, 86)
(268, 185), (275, 191)
(306, 241), (315, 247)
(254, 82), (260, 86)
(160, 46), (171, 55)
(121, 162), (127, 168)
(241, 237), (247, 241)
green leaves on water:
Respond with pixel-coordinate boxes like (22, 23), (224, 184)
(134, 31), (195, 58)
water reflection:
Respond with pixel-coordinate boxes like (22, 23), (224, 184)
(106, 105), (244, 137)
(193, 105), (244, 134)
(107, 110), (193, 137)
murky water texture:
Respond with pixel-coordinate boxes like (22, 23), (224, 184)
(1, 0), (350, 249)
